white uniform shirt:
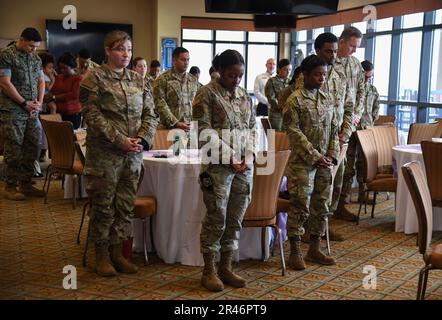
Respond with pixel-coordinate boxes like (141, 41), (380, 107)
(254, 71), (274, 105)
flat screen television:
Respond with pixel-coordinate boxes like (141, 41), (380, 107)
(254, 15), (297, 30)
(205, 0), (339, 15)
(46, 19), (133, 65)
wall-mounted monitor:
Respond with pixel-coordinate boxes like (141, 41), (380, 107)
(46, 19), (133, 65)
(205, 0), (339, 15)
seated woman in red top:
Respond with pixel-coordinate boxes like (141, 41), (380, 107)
(45, 52), (83, 129)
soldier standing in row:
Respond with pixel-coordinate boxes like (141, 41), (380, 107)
(80, 31), (159, 277)
(283, 55), (339, 270)
(75, 49), (100, 76)
(265, 58), (292, 131)
(0, 27), (46, 201)
(153, 47), (198, 133)
(333, 27), (366, 221)
(193, 50), (256, 292)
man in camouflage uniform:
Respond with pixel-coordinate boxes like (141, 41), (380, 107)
(80, 31), (159, 277)
(265, 59), (292, 131)
(147, 59), (161, 88)
(352, 60), (381, 202)
(333, 27), (366, 221)
(0, 28), (46, 201)
(153, 47), (198, 132)
(193, 50), (256, 292)
(283, 55), (339, 270)
(75, 48), (100, 76)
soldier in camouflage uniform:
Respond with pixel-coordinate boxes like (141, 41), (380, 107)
(193, 50), (256, 292)
(0, 28), (46, 201)
(147, 59), (161, 89)
(333, 27), (366, 221)
(153, 47), (198, 132)
(265, 59), (292, 131)
(283, 55), (339, 270)
(278, 67), (302, 113)
(75, 49), (100, 76)
(80, 31), (159, 277)
(352, 60), (380, 202)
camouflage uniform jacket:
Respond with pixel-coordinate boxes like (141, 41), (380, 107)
(283, 87), (339, 167)
(0, 44), (44, 115)
(292, 68), (353, 138)
(193, 80), (257, 169)
(153, 69), (199, 128)
(80, 64), (159, 152)
(75, 58), (100, 76)
(265, 75), (290, 113)
(278, 84), (296, 111)
(359, 82), (380, 129)
(333, 56), (366, 121)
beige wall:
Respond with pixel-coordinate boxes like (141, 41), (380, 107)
(0, 0), (155, 61)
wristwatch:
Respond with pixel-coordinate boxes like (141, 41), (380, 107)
(52, 95), (56, 102)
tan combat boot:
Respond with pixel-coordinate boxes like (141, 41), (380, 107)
(305, 235), (336, 266)
(218, 251), (246, 288)
(288, 237), (306, 270)
(110, 244), (138, 274)
(4, 185), (25, 201)
(201, 252), (224, 292)
(334, 202), (358, 222)
(95, 243), (117, 277)
(19, 182), (45, 198)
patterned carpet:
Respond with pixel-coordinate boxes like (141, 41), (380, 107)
(0, 176), (441, 301)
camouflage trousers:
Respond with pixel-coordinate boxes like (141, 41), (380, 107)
(1, 111), (39, 186)
(330, 146), (348, 212)
(84, 146), (143, 246)
(269, 110), (283, 132)
(199, 164), (253, 254)
(340, 132), (364, 201)
(286, 164), (333, 237)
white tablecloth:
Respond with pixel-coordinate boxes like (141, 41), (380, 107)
(133, 150), (270, 266)
(393, 144), (442, 234)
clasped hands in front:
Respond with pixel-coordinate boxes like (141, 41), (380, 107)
(230, 155), (253, 174)
(122, 137), (144, 153)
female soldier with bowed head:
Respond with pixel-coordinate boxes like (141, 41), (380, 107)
(193, 50), (256, 292)
(80, 31), (159, 277)
(283, 55), (339, 271)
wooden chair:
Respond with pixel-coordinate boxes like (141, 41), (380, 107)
(40, 113), (62, 122)
(402, 161), (442, 300)
(374, 115), (396, 126)
(372, 125), (398, 175)
(407, 121), (442, 145)
(242, 150), (291, 276)
(356, 129), (397, 225)
(421, 141), (442, 208)
(261, 117), (272, 134)
(152, 130), (173, 150)
(41, 120), (84, 209)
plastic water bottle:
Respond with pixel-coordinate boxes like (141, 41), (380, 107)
(173, 135), (180, 156)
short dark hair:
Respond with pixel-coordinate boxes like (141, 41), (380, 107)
(278, 59), (291, 70)
(314, 32), (339, 50)
(58, 52), (77, 69)
(150, 60), (161, 68)
(39, 53), (55, 68)
(212, 50), (244, 71)
(172, 47), (189, 59)
(189, 66), (200, 76)
(301, 55), (327, 73)
(209, 66), (218, 76)
(361, 60), (374, 71)
(20, 28), (42, 42)
(78, 49), (91, 59)
(340, 26), (363, 41)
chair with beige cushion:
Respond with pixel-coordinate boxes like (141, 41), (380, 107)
(242, 150), (291, 276)
(372, 124), (398, 175)
(407, 121), (442, 145)
(402, 161), (442, 300)
(421, 141), (442, 208)
(356, 129), (397, 225)
(152, 130), (173, 150)
(41, 120), (84, 209)
(374, 115), (396, 126)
